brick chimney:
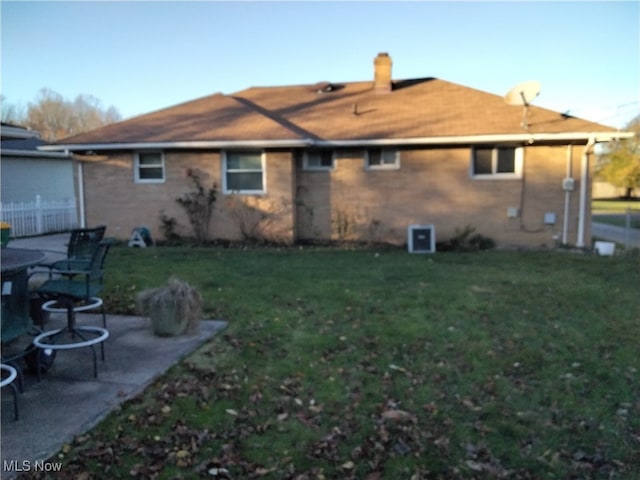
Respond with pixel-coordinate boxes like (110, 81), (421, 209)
(373, 52), (392, 92)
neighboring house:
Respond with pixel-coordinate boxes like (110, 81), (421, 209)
(42, 53), (632, 248)
(1, 123), (76, 203)
(1, 123), (79, 235)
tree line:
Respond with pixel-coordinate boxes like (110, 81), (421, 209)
(596, 115), (640, 199)
(1, 88), (121, 142)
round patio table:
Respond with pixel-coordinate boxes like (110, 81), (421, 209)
(1, 248), (46, 341)
(1, 248), (46, 274)
(1, 247), (47, 381)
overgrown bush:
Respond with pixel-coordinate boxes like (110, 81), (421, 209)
(136, 277), (202, 336)
(332, 207), (355, 241)
(439, 225), (496, 252)
(176, 169), (217, 244)
(158, 210), (180, 244)
(225, 195), (292, 244)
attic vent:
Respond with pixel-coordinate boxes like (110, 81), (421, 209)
(314, 82), (335, 94)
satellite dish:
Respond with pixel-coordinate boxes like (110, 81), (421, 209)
(504, 81), (541, 130)
(504, 80), (541, 106)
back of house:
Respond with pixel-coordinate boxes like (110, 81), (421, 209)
(42, 53), (631, 249)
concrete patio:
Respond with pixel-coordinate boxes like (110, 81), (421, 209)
(1, 312), (226, 478)
(2, 231), (226, 478)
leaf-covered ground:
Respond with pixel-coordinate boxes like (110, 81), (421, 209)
(18, 247), (640, 479)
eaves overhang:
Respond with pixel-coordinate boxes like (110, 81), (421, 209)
(38, 131), (633, 153)
(1, 148), (72, 159)
(312, 131), (634, 147)
(38, 139), (313, 152)
(0, 125), (39, 139)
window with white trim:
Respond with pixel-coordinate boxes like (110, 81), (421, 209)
(135, 152), (165, 183)
(366, 148), (400, 170)
(303, 150), (335, 171)
(471, 146), (522, 178)
(223, 150), (265, 194)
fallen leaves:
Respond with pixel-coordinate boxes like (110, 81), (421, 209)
(380, 409), (416, 424)
(18, 291), (637, 480)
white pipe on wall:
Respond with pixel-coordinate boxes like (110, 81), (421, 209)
(562, 145), (573, 245)
(576, 137), (595, 248)
(77, 162), (86, 228)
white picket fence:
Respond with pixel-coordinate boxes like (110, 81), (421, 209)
(0, 195), (79, 237)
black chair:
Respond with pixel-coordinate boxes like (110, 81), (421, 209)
(32, 238), (113, 328)
(1, 363), (20, 420)
(29, 239), (114, 378)
(37, 225), (107, 277)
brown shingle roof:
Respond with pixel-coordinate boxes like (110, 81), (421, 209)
(57, 77), (616, 147)
(59, 93), (307, 145)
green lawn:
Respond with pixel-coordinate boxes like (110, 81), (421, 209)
(593, 199), (640, 213)
(31, 247), (640, 479)
(593, 199), (640, 229)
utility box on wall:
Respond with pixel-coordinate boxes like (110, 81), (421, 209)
(408, 224), (435, 253)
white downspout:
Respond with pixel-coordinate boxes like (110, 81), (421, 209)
(77, 161), (86, 228)
(562, 145), (572, 245)
(576, 137), (595, 248)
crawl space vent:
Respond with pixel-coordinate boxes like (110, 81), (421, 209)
(408, 224), (435, 253)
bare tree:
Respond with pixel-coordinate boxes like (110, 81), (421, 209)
(23, 88), (122, 142)
(0, 95), (27, 125)
(27, 89), (72, 141)
(72, 94), (121, 133)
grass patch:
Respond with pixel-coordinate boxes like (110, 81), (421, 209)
(593, 199), (640, 228)
(32, 247), (640, 479)
(593, 199), (640, 213)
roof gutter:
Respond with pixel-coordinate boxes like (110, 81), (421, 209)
(38, 131), (633, 153)
(1, 148), (72, 159)
(39, 139), (313, 152)
(311, 131), (634, 147)
(0, 124), (39, 139)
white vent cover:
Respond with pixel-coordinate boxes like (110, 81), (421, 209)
(408, 224), (435, 253)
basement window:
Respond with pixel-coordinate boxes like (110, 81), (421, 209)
(134, 152), (165, 183)
(366, 148), (400, 170)
(223, 150), (265, 194)
(303, 150), (335, 171)
(471, 146), (522, 178)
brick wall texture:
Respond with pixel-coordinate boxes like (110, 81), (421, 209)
(83, 144), (590, 248)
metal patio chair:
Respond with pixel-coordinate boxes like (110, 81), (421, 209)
(36, 225), (107, 276)
(29, 238), (114, 378)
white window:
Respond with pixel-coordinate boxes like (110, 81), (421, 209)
(223, 150), (265, 194)
(303, 150), (335, 171)
(135, 152), (165, 183)
(471, 146), (522, 178)
(366, 148), (400, 170)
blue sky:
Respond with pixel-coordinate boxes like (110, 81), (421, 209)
(1, 1), (639, 128)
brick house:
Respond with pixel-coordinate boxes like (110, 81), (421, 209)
(43, 53), (632, 248)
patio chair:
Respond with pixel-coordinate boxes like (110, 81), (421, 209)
(1, 363), (20, 420)
(36, 225), (107, 276)
(29, 239), (114, 378)
(31, 238), (113, 328)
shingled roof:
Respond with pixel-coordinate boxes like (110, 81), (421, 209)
(50, 54), (619, 150)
